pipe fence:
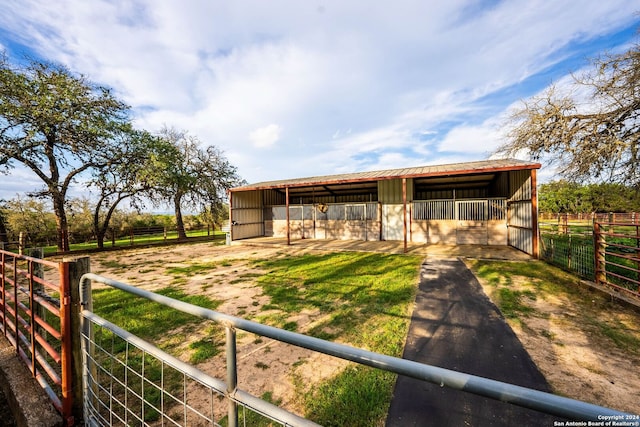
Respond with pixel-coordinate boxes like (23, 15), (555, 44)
(79, 272), (632, 427)
(0, 249), (75, 425)
(594, 221), (640, 301)
(540, 220), (640, 303)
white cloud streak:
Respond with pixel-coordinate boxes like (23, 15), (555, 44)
(249, 124), (282, 148)
(0, 0), (639, 199)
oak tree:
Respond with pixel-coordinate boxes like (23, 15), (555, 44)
(0, 56), (131, 251)
(90, 129), (164, 248)
(496, 43), (640, 187)
(145, 127), (243, 239)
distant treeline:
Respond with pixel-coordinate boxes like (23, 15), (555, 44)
(0, 197), (222, 247)
(539, 181), (640, 214)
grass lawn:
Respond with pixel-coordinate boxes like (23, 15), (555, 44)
(40, 229), (224, 255)
(251, 252), (423, 426)
(468, 259), (640, 355)
(90, 249), (423, 426)
(77, 241), (640, 423)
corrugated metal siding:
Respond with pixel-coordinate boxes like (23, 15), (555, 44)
(233, 190), (263, 208)
(263, 189), (286, 206)
(233, 224), (263, 240)
(507, 168), (535, 254)
(509, 226), (533, 255)
(456, 188), (487, 199)
(417, 189), (453, 200)
(378, 179), (413, 204)
(492, 171), (509, 197)
(300, 194), (377, 204)
(509, 200), (532, 228)
(415, 188), (487, 200)
(509, 170), (532, 201)
(231, 190), (264, 240)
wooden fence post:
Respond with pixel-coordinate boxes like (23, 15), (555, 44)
(65, 256), (91, 424)
(18, 232), (24, 255)
(593, 222), (606, 285)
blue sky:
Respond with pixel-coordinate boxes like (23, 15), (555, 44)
(1, 0), (639, 202)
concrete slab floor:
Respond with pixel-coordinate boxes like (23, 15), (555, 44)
(232, 237), (533, 261)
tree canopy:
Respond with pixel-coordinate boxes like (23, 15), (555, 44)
(496, 43), (640, 188)
(89, 129), (162, 248)
(144, 127), (244, 239)
(0, 56), (243, 251)
(538, 180), (640, 213)
(0, 55), (132, 251)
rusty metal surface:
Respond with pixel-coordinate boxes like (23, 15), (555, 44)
(0, 250), (73, 424)
(231, 159), (541, 192)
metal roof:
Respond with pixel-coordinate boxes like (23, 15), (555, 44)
(230, 158), (541, 192)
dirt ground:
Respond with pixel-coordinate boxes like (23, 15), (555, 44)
(84, 241), (639, 420)
(87, 242), (350, 421)
(465, 261), (640, 415)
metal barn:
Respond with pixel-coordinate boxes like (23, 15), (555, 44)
(228, 159), (541, 256)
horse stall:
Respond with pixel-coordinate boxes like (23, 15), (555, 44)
(229, 159), (540, 256)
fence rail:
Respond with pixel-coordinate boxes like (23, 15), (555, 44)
(412, 198), (506, 221)
(1, 226), (224, 256)
(0, 249), (74, 424)
(594, 222), (640, 300)
(79, 272), (631, 426)
(540, 220), (640, 302)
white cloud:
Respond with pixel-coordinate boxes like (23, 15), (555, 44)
(437, 125), (500, 155)
(0, 168), (47, 201)
(249, 124), (282, 148)
(0, 0), (639, 194)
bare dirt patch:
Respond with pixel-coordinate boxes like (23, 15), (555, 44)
(88, 241), (349, 420)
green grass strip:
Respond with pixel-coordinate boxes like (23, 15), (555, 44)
(253, 252), (422, 426)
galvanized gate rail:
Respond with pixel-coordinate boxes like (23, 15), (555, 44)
(79, 272), (632, 426)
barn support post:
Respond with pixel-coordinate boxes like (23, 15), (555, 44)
(286, 187), (290, 246)
(531, 169), (539, 258)
(402, 178), (407, 253)
(228, 191), (233, 242)
(378, 201), (383, 241)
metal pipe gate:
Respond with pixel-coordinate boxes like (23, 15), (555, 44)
(79, 273), (632, 426)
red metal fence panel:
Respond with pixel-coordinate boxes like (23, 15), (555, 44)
(0, 249), (74, 425)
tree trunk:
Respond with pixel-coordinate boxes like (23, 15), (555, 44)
(94, 194), (127, 249)
(94, 195), (106, 249)
(174, 193), (187, 240)
(96, 230), (105, 249)
(52, 193), (70, 252)
(0, 212), (8, 242)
